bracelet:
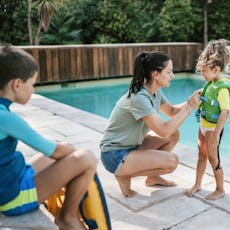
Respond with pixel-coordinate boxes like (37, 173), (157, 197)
(185, 104), (192, 114)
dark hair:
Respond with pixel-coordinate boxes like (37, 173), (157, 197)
(0, 45), (38, 90)
(127, 51), (170, 97)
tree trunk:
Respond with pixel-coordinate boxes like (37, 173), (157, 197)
(28, 0), (33, 45)
(35, 21), (43, 45)
(203, 3), (208, 46)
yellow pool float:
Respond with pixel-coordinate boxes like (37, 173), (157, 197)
(45, 174), (112, 230)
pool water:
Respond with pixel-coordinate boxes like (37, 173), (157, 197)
(36, 75), (230, 158)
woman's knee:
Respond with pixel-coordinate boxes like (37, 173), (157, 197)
(167, 153), (179, 173)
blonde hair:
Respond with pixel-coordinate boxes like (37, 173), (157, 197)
(196, 39), (230, 72)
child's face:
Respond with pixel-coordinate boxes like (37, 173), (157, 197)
(15, 72), (37, 104)
(200, 66), (220, 81)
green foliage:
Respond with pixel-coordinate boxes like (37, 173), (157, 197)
(159, 0), (200, 42)
(208, 0), (230, 40)
(39, 11), (82, 45)
(1, 0), (230, 45)
(0, 0), (30, 45)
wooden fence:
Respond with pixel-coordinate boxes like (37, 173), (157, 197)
(19, 43), (203, 85)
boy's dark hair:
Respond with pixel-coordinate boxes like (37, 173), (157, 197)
(0, 45), (38, 90)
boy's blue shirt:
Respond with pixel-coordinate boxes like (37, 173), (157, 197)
(0, 97), (57, 205)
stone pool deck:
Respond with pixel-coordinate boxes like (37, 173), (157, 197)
(1, 94), (230, 230)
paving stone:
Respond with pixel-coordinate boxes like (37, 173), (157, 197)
(171, 208), (230, 230)
(119, 196), (210, 230)
(195, 181), (230, 213)
(0, 206), (57, 230)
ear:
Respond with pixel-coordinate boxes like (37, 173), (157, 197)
(152, 70), (160, 80)
(214, 66), (221, 74)
(11, 79), (22, 92)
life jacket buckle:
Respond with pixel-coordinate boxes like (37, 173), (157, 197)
(211, 99), (217, 106)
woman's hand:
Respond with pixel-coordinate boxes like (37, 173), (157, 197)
(186, 90), (202, 110)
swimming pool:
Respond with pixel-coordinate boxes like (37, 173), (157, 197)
(35, 74), (230, 158)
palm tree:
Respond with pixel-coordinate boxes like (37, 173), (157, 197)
(28, 0), (33, 45)
(33, 0), (63, 45)
(39, 13), (82, 45)
(202, 0), (212, 45)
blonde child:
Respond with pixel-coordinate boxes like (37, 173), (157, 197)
(0, 45), (97, 229)
(186, 39), (230, 200)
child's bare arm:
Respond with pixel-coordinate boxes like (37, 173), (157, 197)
(210, 109), (230, 148)
(215, 109), (229, 135)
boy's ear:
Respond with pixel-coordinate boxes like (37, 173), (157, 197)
(11, 79), (22, 91)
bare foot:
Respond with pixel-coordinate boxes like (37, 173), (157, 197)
(115, 175), (137, 197)
(145, 176), (176, 187)
(206, 190), (225, 200)
(186, 185), (201, 197)
(55, 212), (87, 230)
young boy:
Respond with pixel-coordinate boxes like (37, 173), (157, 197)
(186, 39), (230, 200)
(0, 45), (97, 229)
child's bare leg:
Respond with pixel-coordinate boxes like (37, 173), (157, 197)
(34, 149), (97, 230)
(205, 131), (225, 200)
(186, 153), (207, 196)
(186, 130), (207, 197)
(206, 167), (225, 200)
(115, 175), (136, 197)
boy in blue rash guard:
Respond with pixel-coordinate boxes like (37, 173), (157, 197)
(0, 45), (97, 230)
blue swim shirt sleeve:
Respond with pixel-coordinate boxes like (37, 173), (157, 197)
(1, 112), (57, 156)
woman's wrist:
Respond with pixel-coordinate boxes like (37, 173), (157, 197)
(184, 104), (192, 114)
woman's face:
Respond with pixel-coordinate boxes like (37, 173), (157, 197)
(157, 60), (174, 87)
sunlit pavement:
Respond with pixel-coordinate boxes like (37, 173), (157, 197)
(1, 94), (230, 230)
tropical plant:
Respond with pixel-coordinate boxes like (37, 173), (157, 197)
(0, 0), (29, 45)
(39, 13), (82, 45)
(32, 0), (64, 45)
(159, 0), (200, 42)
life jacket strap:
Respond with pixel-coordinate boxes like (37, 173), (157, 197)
(200, 96), (219, 106)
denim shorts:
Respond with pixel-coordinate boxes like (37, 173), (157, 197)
(0, 164), (39, 216)
(101, 146), (137, 174)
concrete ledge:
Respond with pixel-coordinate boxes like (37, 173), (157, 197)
(0, 205), (58, 230)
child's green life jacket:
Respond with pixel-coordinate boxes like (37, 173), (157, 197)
(199, 79), (230, 123)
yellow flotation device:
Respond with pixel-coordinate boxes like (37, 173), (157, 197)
(45, 174), (112, 230)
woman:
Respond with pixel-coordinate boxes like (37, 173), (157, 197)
(100, 51), (201, 197)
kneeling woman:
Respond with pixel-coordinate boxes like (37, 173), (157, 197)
(100, 51), (201, 197)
